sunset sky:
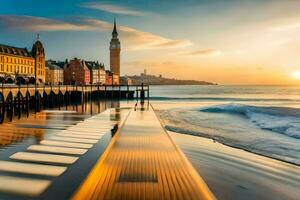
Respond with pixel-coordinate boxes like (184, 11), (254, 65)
(1, 0), (300, 85)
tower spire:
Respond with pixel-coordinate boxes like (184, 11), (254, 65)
(112, 18), (118, 36)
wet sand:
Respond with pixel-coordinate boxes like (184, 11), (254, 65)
(152, 101), (300, 200)
(170, 131), (300, 200)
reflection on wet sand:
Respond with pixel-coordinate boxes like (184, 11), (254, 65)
(0, 100), (114, 148)
(0, 99), (129, 198)
(0, 126), (44, 146)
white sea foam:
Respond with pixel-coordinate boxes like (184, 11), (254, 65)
(201, 103), (300, 139)
(157, 102), (300, 165)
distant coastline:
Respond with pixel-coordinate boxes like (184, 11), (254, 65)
(121, 73), (217, 85)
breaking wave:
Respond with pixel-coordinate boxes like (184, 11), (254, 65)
(201, 104), (300, 139)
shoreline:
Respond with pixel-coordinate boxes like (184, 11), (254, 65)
(152, 101), (300, 167)
(169, 131), (300, 200)
(167, 128), (300, 167)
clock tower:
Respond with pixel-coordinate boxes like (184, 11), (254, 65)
(110, 18), (121, 85)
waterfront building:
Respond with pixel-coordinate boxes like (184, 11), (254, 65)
(85, 61), (107, 85)
(110, 19), (121, 85)
(123, 76), (133, 85)
(45, 60), (64, 85)
(86, 61), (100, 84)
(31, 39), (46, 84)
(64, 58), (90, 85)
(141, 69), (147, 77)
(105, 70), (113, 85)
(0, 38), (45, 84)
(99, 63), (106, 85)
(0, 44), (34, 83)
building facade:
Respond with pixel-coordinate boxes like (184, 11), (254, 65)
(31, 40), (46, 84)
(64, 58), (90, 85)
(0, 44), (35, 83)
(99, 63), (106, 85)
(0, 38), (45, 84)
(45, 60), (64, 85)
(110, 19), (121, 85)
(105, 70), (113, 85)
(86, 61), (100, 84)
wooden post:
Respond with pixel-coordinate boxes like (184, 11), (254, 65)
(127, 84), (129, 100)
(111, 84), (114, 99)
(82, 85), (84, 103)
(147, 85), (149, 100)
(136, 85), (138, 101)
(90, 84), (92, 101)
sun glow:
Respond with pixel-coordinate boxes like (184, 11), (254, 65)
(291, 71), (300, 79)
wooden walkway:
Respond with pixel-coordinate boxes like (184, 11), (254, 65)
(72, 106), (215, 200)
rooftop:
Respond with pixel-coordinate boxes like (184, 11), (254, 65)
(0, 44), (32, 58)
(46, 61), (63, 70)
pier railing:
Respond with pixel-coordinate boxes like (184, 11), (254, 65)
(0, 84), (149, 123)
(0, 84), (149, 101)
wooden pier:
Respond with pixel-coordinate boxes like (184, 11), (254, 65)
(72, 105), (215, 200)
(0, 84), (149, 123)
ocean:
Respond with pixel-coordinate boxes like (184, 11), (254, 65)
(150, 85), (300, 166)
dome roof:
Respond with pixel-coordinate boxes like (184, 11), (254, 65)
(31, 40), (44, 55)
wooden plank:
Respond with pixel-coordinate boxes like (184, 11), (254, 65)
(10, 152), (78, 164)
(27, 145), (87, 155)
(0, 175), (51, 197)
(56, 133), (103, 140)
(40, 140), (93, 149)
(0, 161), (66, 177)
(49, 136), (98, 144)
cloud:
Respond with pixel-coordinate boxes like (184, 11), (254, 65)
(0, 15), (191, 51)
(80, 2), (145, 16)
(0, 15), (92, 31)
(184, 49), (223, 57)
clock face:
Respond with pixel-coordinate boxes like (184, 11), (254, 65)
(111, 44), (116, 48)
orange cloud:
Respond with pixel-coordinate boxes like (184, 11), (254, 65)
(80, 2), (146, 16)
(183, 49), (223, 57)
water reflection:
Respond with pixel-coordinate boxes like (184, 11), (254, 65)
(0, 99), (119, 149)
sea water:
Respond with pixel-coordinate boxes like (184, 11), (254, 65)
(151, 85), (300, 165)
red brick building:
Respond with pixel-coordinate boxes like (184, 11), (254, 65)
(64, 58), (90, 85)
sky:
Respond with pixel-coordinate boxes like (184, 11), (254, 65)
(1, 0), (300, 85)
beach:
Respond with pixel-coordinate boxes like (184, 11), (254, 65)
(151, 85), (300, 200)
(169, 131), (300, 200)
